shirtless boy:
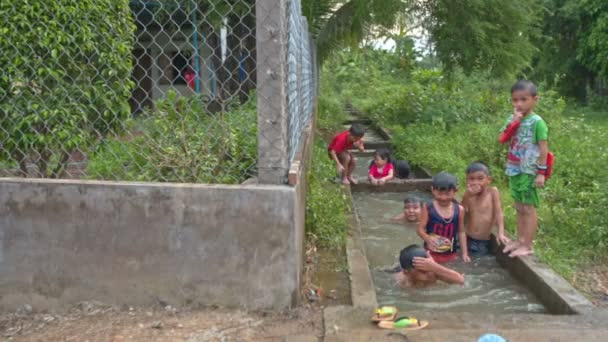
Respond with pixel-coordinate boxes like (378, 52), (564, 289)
(461, 162), (508, 256)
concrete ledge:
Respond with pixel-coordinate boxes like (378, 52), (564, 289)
(343, 118), (372, 125)
(495, 244), (594, 315)
(351, 179), (433, 193)
(373, 125), (392, 142)
(323, 306), (608, 342)
(344, 188), (377, 309)
(360, 141), (391, 150)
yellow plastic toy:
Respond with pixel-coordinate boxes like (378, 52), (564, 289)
(371, 306), (398, 322)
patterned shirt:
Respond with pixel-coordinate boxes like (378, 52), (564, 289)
(502, 113), (548, 176)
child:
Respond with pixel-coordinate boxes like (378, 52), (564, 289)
(461, 162), (508, 257)
(499, 80), (549, 257)
(395, 244), (465, 288)
(394, 160), (411, 179)
(392, 195), (422, 223)
(328, 124), (365, 185)
(417, 172), (470, 263)
(368, 148), (394, 185)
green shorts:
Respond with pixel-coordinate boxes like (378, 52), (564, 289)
(509, 174), (539, 207)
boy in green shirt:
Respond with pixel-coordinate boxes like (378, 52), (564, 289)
(499, 80), (549, 257)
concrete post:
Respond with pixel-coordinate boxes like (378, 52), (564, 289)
(256, 0), (289, 184)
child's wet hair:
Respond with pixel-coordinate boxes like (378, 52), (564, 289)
(349, 124), (365, 137)
(373, 148), (391, 161)
(403, 195), (421, 205)
(399, 244), (427, 270)
(466, 161), (491, 176)
(511, 79), (537, 96)
(431, 172), (458, 191)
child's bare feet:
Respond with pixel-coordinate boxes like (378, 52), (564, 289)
(341, 177), (350, 185)
(502, 240), (520, 254)
(348, 176), (358, 184)
(508, 245), (533, 257)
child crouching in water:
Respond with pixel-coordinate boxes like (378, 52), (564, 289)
(392, 195), (422, 223)
(395, 244), (464, 288)
(461, 162), (508, 257)
(328, 124), (365, 185)
(417, 172), (470, 263)
(368, 148), (394, 186)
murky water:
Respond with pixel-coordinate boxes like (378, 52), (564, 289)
(353, 192), (545, 313)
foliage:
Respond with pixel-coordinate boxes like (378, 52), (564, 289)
(411, 0), (543, 78)
(88, 91), (257, 184)
(326, 47), (608, 279)
(531, 0), (608, 101)
(306, 138), (351, 248)
(0, 0), (135, 177)
(302, 0), (407, 62)
(565, 0), (608, 81)
(305, 73), (351, 247)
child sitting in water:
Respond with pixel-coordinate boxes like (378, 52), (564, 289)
(417, 172), (471, 263)
(395, 244), (465, 288)
(368, 148), (394, 186)
(392, 195), (422, 223)
(461, 162), (509, 256)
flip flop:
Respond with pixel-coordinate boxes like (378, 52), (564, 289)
(371, 306), (398, 322)
(377, 316), (429, 330)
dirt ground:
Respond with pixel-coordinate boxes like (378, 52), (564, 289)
(0, 302), (323, 342)
(2, 242), (606, 341)
(0, 238), (338, 342)
(572, 260), (608, 307)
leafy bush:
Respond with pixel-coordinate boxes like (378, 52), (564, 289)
(88, 91), (257, 184)
(305, 139), (351, 247)
(0, 0), (134, 177)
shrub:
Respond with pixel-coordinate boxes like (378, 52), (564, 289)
(88, 91), (257, 184)
(0, 0), (135, 177)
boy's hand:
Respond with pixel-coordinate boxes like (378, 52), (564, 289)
(535, 174), (546, 188)
(498, 233), (510, 245)
(413, 252), (438, 272)
(425, 238), (439, 251)
(467, 184), (482, 195)
(378, 179), (386, 185)
(336, 163), (345, 174)
(462, 254), (471, 263)
(513, 108), (523, 121)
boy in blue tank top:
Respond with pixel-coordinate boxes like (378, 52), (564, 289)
(417, 172), (471, 263)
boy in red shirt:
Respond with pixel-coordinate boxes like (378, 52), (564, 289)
(328, 124), (365, 185)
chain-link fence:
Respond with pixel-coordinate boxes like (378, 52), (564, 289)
(0, 0), (316, 185)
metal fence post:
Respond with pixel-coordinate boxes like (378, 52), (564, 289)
(256, 0), (289, 184)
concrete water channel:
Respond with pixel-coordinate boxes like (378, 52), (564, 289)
(319, 115), (608, 341)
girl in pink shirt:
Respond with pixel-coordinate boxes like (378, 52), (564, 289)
(369, 149), (394, 186)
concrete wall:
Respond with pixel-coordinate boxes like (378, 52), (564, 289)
(0, 179), (300, 311)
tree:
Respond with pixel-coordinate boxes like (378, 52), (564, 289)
(302, 0), (407, 63)
(531, 0), (608, 100)
(303, 0), (544, 79)
(412, 0), (543, 78)
(0, 0), (135, 177)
